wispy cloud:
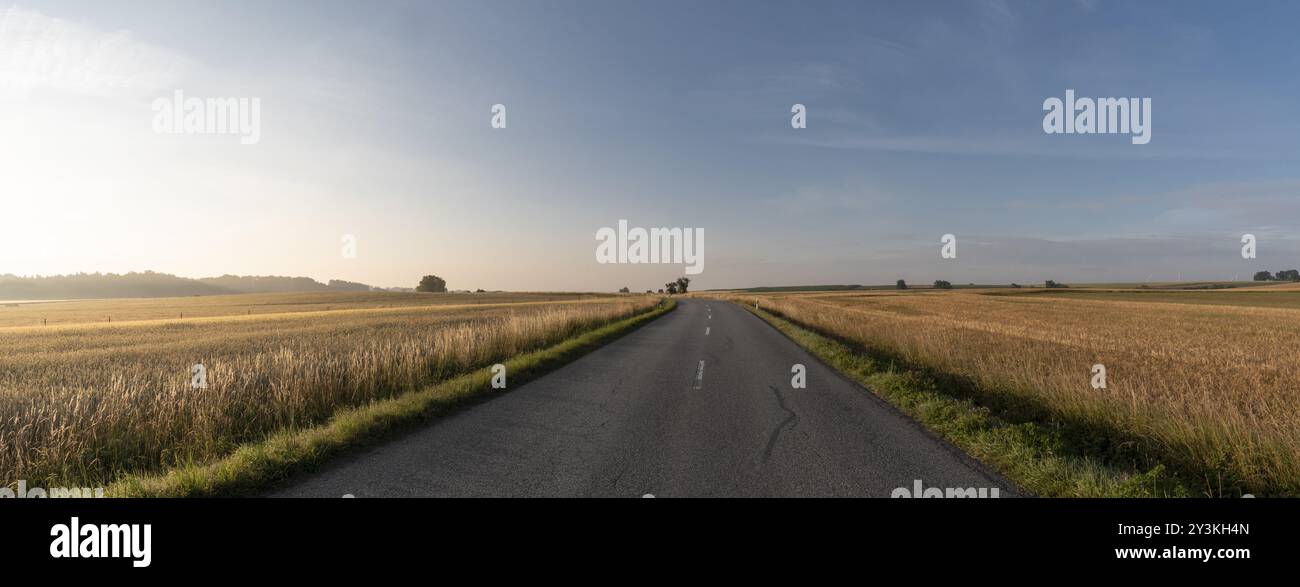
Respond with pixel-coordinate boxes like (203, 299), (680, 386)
(0, 6), (192, 99)
(1073, 0), (1101, 13)
(702, 61), (866, 98)
(1009, 179), (1300, 232)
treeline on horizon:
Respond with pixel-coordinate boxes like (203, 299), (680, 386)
(0, 271), (414, 300)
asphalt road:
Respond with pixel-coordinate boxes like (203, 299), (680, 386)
(272, 299), (1015, 497)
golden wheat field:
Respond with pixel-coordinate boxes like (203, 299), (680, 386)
(0, 291), (609, 327)
(722, 288), (1300, 495)
(0, 292), (658, 487)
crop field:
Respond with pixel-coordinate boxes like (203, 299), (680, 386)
(722, 288), (1300, 495)
(0, 291), (610, 327)
(984, 288), (1300, 310)
(0, 292), (659, 488)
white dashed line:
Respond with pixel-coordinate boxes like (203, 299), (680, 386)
(705, 326), (710, 335)
(694, 360), (705, 390)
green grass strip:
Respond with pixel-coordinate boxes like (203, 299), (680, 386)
(740, 303), (1194, 498)
(111, 299), (677, 497)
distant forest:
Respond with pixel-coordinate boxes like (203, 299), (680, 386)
(0, 272), (412, 300)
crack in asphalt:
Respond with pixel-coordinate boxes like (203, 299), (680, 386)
(762, 385), (799, 463)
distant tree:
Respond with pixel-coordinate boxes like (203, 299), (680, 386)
(1254, 271), (1275, 281)
(475, 288), (485, 293)
(1276, 269), (1300, 281)
(896, 279), (908, 290)
(1044, 280), (1068, 289)
(327, 279), (372, 292)
(665, 282), (678, 295)
(416, 275), (447, 293)
(646, 290), (653, 294)
(675, 277), (691, 294)
(1011, 283), (1021, 288)
(199, 274), (332, 294)
(933, 280), (953, 289)
(657, 288), (665, 294)
(618, 286), (630, 293)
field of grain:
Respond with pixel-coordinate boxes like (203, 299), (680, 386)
(0, 292), (658, 487)
(985, 288), (1300, 309)
(723, 288), (1300, 495)
(0, 291), (609, 327)
(1252, 281), (1300, 291)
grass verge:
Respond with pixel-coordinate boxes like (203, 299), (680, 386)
(739, 303), (1197, 497)
(110, 299), (676, 497)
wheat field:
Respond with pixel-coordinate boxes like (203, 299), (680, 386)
(723, 288), (1300, 495)
(0, 292), (658, 487)
(0, 291), (608, 327)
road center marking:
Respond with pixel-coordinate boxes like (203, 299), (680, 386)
(705, 326), (710, 335)
(694, 360), (705, 390)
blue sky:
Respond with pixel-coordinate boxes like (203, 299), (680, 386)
(3, 0), (1300, 290)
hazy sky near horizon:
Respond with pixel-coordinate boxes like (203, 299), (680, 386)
(3, 0), (1300, 290)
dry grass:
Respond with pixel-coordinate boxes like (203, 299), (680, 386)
(722, 289), (1300, 495)
(0, 292), (659, 487)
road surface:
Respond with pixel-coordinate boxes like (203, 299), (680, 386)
(272, 299), (1015, 497)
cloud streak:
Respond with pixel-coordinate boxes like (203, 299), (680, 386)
(0, 6), (192, 99)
